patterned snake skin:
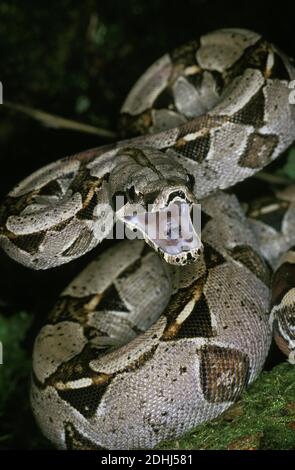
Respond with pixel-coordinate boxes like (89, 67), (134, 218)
(0, 28), (295, 449)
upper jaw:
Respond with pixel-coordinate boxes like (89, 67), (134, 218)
(151, 185), (197, 211)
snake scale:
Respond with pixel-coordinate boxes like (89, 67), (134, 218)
(0, 28), (295, 450)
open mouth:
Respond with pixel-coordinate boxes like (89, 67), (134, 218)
(121, 200), (203, 264)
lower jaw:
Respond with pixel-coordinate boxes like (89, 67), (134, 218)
(159, 245), (203, 266)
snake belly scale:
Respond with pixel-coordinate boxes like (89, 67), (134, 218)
(0, 28), (295, 449)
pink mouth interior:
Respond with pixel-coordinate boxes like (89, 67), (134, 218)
(124, 201), (202, 257)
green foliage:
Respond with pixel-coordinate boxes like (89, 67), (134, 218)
(280, 148), (295, 180)
(158, 363), (295, 450)
(0, 312), (50, 449)
(0, 312), (31, 413)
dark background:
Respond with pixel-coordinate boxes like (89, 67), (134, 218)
(0, 0), (294, 314)
(0, 0), (294, 449)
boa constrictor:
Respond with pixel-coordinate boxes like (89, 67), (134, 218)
(0, 28), (295, 450)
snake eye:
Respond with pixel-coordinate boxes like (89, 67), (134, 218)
(186, 174), (195, 191)
(126, 185), (136, 202)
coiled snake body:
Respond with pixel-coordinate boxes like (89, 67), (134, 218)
(0, 29), (295, 449)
